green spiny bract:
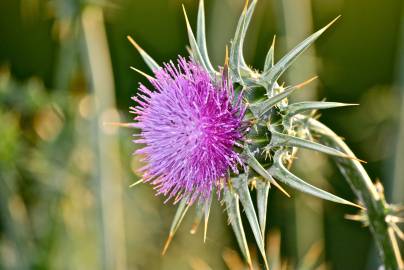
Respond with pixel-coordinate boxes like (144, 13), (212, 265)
(128, 1), (402, 269)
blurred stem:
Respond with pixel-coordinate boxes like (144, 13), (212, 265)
(0, 174), (30, 269)
(309, 118), (403, 270)
(53, 22), (78, 91)
(52, 0), (81, 91)
(392, 2), (404, 205)
(81, 6), (127, 270)
(276, 0), (323, 262)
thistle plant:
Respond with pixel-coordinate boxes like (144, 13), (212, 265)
(128, 1), (404, 269)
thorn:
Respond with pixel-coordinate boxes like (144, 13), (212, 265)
(390, 222), (404, 240)
(345, 155), (367, 163)
(182, 4), (191, 29)
(353, 203), (366, 210)
(333, 152), (365, 163)
(387, 215), (404, 223)
(129, 179), (143, 188)
(161, 233), (174, 255)
(243, 0), (250, 13)
(130, 66), (155, 80)
(103, 122), (134, 128)
(271, 35), (276, 48)
(203, 213), (209, 243)
(295, 76), (318, 89)
(224, 46), (230, 67)
(127, 35), (143, 52)
(271, 179), (291, 198)
(223, 46), (230, 83)
(387, 227), (404, 269)
(345, 213), (364, 222)
(247, 259), (254, 270)
(321, 15), (342, 32)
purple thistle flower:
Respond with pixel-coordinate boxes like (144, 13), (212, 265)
(131, 57), (246, 204)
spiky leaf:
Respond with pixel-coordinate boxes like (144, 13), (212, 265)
(232, 173), (269, 269)
(256, 179), (270, 238)
(196, 0), (216, 74)
(162, 197), (191, 255)
(263, 36), (276, 72)
(182, 5), (210, 73)
(259, 17), (340, 92)
(270, 130), (358, 160)
(240, 0), (258, 68)
(285, 101), (357, 116)
(127, 36), (160, 71)
(189, 192), (212, 242)
(224, 187), (253, 269)
(245, 147), (290, 197)
(229, 2), (248, 82)
(269, 152), (359, 207)
(249, 84), (299, 118)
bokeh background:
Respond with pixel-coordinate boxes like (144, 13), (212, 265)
(0, 0), (403, 269)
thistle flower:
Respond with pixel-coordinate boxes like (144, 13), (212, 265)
(131, 57), (245, 204)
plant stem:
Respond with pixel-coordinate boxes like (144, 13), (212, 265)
(81, 6), (127, 270)
(308, 118), (403, 270)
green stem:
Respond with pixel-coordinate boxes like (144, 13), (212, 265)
(308, 118), (403, 270)
(81, 6), (127, 270)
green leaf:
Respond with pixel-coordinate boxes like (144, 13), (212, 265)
(224, 187), (253, 269)
(249, 85), (299, 118)
(240, 0), (258, 68)
(182, 5), (210, 72)
(233, 173), (269, 269)
(270, 130), (359, 160)
(162, 197), (191, 255)
(197, 0), (216, 74)
(259, 17), (340, 92)
(250, 76), (318, 118)
(245, 147), (290, 197)
(127, 36), (160, 71)
(263, 36), (276, 72)
(229, 1), (248, 82)
(269, 151), (359, 207)
(286, 101), (357, 116)
(256, 179), (270, 238)
(228, 0), (261, 85)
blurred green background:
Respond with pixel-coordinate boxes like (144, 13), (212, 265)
(0, 0), (403, 269)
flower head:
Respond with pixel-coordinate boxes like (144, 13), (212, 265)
(131, 57), (245, 204)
